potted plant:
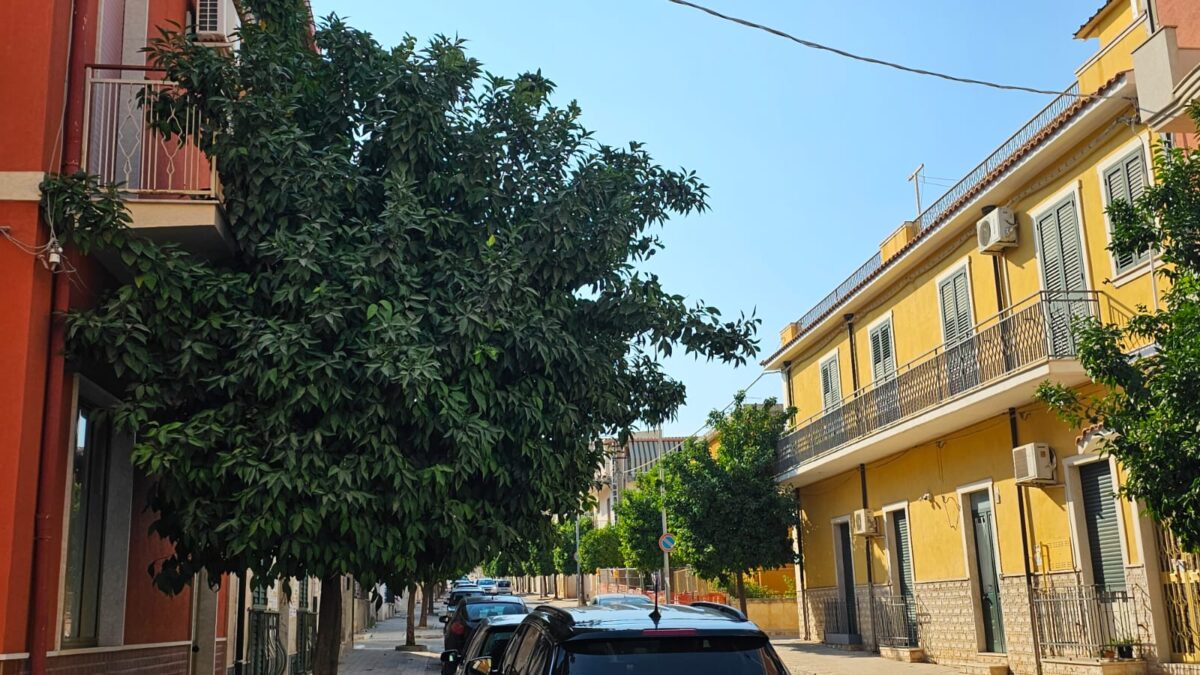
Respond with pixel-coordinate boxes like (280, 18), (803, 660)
(1112, 637), (1135, 659)
(1099, 645), (1117, 660)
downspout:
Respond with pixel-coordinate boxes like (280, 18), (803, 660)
(844, 315), (860, 391)
(30, 1), (95, 672)
(233, 574), (248, 675)
(1010, 408), (1043, 675)
(783, 362), (794, 426)
(859, 464), (877, 649)
(794, 488), (809, 640)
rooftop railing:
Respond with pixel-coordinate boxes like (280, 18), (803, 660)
(776, 291), (1099, 477)
(82, 65), (218, 199)
(791, 83), (1083, 336)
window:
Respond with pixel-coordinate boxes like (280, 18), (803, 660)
(938, 268), (972, 345)
(61, 403), (113, 646)
(868, 319), (896, 382)
(819, 354), (841, 412)
(1103, 149), (1151, 275)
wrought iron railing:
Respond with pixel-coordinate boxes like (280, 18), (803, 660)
(777, 291), (1099, 476)
(819, 598), (859, 638)
(1032, 584), (1145, 660)
(791, 83), (1082, 336)
(247, 608), (287, 675)
(875, 596), (918, 648)
(290, 610), (317, 674)
(82, 65), (218, 198)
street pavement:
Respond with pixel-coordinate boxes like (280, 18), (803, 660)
(339, 593), (959, 675)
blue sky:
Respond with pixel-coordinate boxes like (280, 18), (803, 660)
(310, 0), (1101, 436)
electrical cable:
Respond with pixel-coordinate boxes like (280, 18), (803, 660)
(666, 0), (1153, 114)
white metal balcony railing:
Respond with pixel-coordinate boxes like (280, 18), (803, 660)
(776, 291), (1100, 477)
(791, 83), (1083, 336)
(82, 65), (217, 199)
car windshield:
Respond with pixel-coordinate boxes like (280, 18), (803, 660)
(478, 578), (494, 585)
(560, 636), (784, 675)
(466, 603), (526, 620)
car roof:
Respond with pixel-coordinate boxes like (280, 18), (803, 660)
(462, 595), (525, 605)
(595, 593), (650, 600)
(525, 603), (764, 641)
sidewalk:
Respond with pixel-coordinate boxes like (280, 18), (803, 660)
(772, 641), (958, 675)
(339, 611), (444, 674)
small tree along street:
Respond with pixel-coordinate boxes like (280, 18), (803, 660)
(614, 478), (669, 576)
(661, 394), (797, 614)
(1038, 103), (1200, 552)
(41, 0), (759, 671)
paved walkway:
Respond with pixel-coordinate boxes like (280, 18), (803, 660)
(339, 611), (444, 674)
(772, 641), (958, 675)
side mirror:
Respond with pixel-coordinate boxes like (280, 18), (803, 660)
(466, 656), (493, 675)
(440, 651), (460, 664)
(439, 615), (449, 623)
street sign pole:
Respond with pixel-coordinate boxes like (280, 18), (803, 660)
(575, 515), (584, 606)
(658, 457), (671, 604)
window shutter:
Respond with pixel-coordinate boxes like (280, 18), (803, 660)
(939, 270), (971, 344)
(820, 357), (841, 410)
(870, 321), (895, 381)
(1056, 200), (1084, 291)
(1080, 462), (1126, 591)
(1105, 163), (1137, 271)
(893, 510), (914, 598)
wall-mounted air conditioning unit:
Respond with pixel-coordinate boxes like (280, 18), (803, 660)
(977, 207), (1017, 253)
(1013, 442), (1056, 484)
(852, 508), (879, 537)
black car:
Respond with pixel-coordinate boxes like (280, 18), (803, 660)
(442, 595), (529, 653)
(465, 602), (790, 675)
(440, 614), (524, 675)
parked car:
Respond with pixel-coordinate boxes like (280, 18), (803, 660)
(439, 614), (524, 675)
(477, 577), (498, 594)
(441, 596), (529, 654)
(442, 586), (484, 620)
(588, 593), (653, 607)
(493, 580), (512, 595)
(466, 602), (789, 675)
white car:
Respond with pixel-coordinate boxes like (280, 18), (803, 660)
(494, 580), (513, 595)
(477, 578), (497, 594)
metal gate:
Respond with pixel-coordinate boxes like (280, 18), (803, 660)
(248, 606), (287, 675)
(292, 579), (317, 675)
(1158, 525), (1200, 662)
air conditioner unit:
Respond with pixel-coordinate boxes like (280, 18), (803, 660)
(194, 0), (229, 43)
(976, 207), (1018, 253)
(1012, 443), (1056, 484)
(852, 509), (879, 537)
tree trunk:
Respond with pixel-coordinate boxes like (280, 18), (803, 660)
(405, 584), (417, 646)
(735, 572), (747, 617)
(418, 582), (429, 628)
(553, 574), (559, 599)
(312, 573), (343, 675)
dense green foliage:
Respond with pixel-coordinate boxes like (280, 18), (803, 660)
(579, 526), (623, 571)
(43, 0), (757, 599)
(552, 516), (593, 574)
(661, 394), (796, 607)
(614, 478), (665, 574)
(1037, 103), (1200, 550)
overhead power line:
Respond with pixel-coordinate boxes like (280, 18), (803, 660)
(666, 0), (1100, 99)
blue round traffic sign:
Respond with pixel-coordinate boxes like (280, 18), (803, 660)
(658, 533), (677, 553)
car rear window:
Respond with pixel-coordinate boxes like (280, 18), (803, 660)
(559, 636), (783, 675)
(450, 591), (482, 603)
(480, 629), (516, 658)
(466, 603), (527, 620)
(497, 581), (511, 587)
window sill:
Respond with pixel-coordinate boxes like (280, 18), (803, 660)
(1108, 260), (1153, 288)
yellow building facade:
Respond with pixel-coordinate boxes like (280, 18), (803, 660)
(765, 1), (1200, 673)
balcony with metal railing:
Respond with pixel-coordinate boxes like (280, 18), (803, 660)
(81, 65), (232, 258)
(776, 291), (1101, 481)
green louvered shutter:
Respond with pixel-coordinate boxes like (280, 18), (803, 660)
(820, 357), (841, 411)
(1106, 151), (1150, 274)
(893, 510), (914, 598)
(1080, 461), (1126, 591)
(939, 270), (971, 344)
(870, 321), (895, 381)
(1038, 197), (1088, 354)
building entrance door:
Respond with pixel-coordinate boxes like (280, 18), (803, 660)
(970, 491), (1006, 653)
(836, 521), (859, 638)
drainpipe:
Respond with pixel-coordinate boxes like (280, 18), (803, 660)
(1010, 408), (1043, 675)
(859, 464), (877, 649)
(233, 574), (248, 675)
(844, 315), (860, 392)
(29, 2), (96, 673)
(782, 362), (794, 426)
(794, 488), (809, 640)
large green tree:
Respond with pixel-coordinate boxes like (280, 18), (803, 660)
(1038, 103), (1200, 551)
(579, 526), (624, 572)
(661, 394), (796, 614)
(614, 479), (666, 575)
(43, 1), (757, 671)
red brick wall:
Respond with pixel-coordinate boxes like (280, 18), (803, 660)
(0, 644), (190, 675)
(214, 640), (227, 675)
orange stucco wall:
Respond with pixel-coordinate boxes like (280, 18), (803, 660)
(124, 470), (193, 645)
(1157, 0), (1200, 47)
